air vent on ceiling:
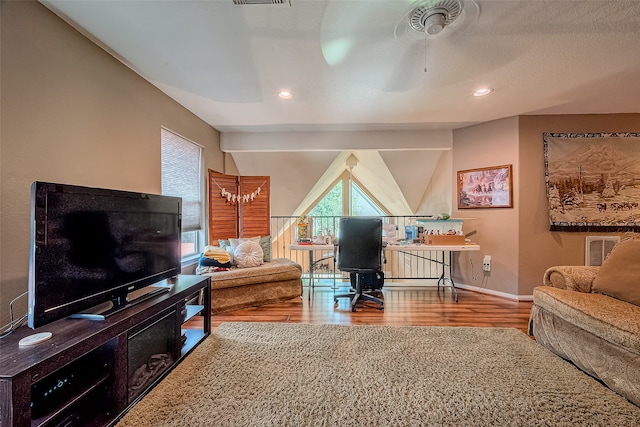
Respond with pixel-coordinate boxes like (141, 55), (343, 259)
(585, 236), (619, 266)
(233, 0), (288, 5)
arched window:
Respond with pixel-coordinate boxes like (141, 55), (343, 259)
(351, 181), (385, 216)
(309, 181), (342, 217)
(309, 172), (386, 218)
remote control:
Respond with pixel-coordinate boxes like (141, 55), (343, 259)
(19, 332), (53, 346)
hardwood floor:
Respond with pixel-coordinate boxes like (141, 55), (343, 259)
(196, 284), (533, 334)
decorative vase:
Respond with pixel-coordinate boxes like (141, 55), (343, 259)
(296, 215), (312, 242)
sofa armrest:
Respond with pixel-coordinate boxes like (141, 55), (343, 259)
(543, 266), (599, 293)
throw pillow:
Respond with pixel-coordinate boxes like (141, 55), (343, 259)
(259, 235), (272, 262)
(592, 237), (640, 306)
(233, 240), (264, 268)
(229, 236), (261, 251)
(229, 236), (272, 262)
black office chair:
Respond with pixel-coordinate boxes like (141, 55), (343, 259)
(333, 217), (384, 312)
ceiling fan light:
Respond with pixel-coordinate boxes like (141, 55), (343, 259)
(473, 88), (493, 97)
(424, 13), (446, 35)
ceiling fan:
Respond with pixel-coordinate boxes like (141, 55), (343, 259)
(394, 0), (480, 77)
(407, 0), (467, 36)
(320, 0), (483, 92)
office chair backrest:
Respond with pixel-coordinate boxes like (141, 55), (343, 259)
(337, 217), (383, 273)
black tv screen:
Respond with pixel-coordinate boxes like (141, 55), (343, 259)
(28, 182), (182, 329)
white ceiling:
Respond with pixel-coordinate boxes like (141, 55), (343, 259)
(41, 0), (640, 134)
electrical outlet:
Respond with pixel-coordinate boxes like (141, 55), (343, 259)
(483, 255), (491, 272)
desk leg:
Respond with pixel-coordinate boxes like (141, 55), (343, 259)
(447, 251), (459, 303)
(437, 251), (458, 303)
(436, 250), (446, 291)
(307, 250), (314, 301)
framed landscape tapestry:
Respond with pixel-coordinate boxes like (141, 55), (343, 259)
(544, 132), (640, 232)
(457, 164), (513, 209)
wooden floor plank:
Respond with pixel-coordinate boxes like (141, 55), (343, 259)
(188, 286), (533, 335)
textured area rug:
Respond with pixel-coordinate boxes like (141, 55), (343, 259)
(116, 323), (640, 426)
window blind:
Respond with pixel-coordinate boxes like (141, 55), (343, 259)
(161, 128), (202, 233)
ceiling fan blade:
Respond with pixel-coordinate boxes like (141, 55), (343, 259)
(381, 0), (485, 91)
(383, 44), (425, 92)
(319, 0), (513, 92)
(320, 0), (410, 67)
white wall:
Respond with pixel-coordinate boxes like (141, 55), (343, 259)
(412, 150), (451, 215)
(221, 130), (452, 152)
(226, 130), (454, 217)
(230, 151), (340, 215)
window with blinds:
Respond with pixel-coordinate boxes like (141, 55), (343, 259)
(161, 128), (203, 259)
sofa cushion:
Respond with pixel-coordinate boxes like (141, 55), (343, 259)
(592, 237), (640, 306)
(533, 286), (640, 353)
(202, 258), (302, 290)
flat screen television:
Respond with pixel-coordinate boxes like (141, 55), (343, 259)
(28, 181), (182, 329)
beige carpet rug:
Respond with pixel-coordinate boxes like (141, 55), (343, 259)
(116, 323), (640, 426)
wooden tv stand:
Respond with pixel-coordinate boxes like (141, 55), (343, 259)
(0, 275), (211, 427)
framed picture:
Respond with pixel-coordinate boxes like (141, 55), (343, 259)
(457, 164), (513, 209)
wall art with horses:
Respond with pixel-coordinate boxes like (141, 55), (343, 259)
(457, 164), (513, 209)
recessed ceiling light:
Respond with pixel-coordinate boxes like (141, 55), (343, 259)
(278, 90), (293, 99)
(473, 87), (493, 97)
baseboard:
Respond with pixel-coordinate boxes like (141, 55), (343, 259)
(455, 283), (533, 302)
(306, 279), (534, 302)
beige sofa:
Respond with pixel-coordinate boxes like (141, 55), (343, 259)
(529, 244), (640, 407)
(198, 258), (302, 313)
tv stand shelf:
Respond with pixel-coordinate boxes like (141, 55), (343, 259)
(0, 275), (211, 427)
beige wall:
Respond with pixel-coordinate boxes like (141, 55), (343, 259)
(0, 1), (223, 325)
(451, 113), (639, 299)
(452, 117), (520, 297)
(518, 113), (640, 296)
